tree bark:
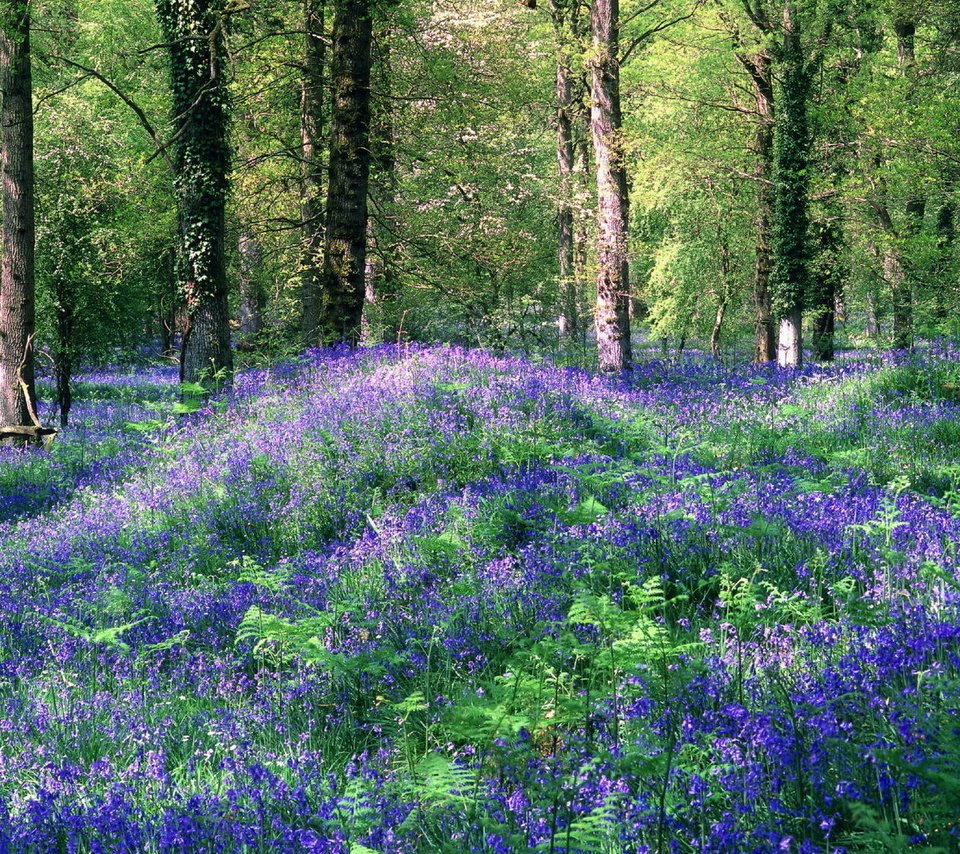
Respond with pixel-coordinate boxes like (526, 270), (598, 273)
(364, 27), (400, 343)
(870, 198), (914, 349)
(156, 0), (233, 386)
(865, 285), (880, 337)
(300, 0), (326, 344)
(886, 16), (921, 349)
(712, 234), (733, 361)
(0, 0), (37, 430)
(317, 0), (373, 344)
(933, 200), (955, 318)
(553, 1), (588, 341)
(740, 51), (777, 363)
(809, 217), (843, 362)
(778, 308), (802, 367)
(770, 1), (810, 369)
(557, 53), (577, 340)
(589, 0), (631, 372)
(237, 232), (265, 337)
(885, 237), (912, 348)
(810, 290), (835, 362)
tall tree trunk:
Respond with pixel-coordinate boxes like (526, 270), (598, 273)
(573, 128), (590, 346)
(553, 1), (587, 341)
(740, 51), (777, 363)
(770, 2), (810, 368)
(158, 247), (177, 356)
(0, 0), (37, 430)
(810, 216), (843, 362)
(589, 0), (631, 372)
(556, 52), (577, 340)
(865, 279), (880, 337)
(887, 16), (921, 349)
(933, 199), (955, 319)
(52, 261), (75, 426)
(364, 27), (400, 343)
(712, 236), (733, 361)
(885, 236), (911, 348)
(237, 232), (265, 337)
(870, 198), (913, 349)
(300, 0), (326, 344)
(156, 0), (233, 386)
(317, 0), (373, 344)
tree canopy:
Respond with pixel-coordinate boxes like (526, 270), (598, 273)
(0, 0), (956, 428)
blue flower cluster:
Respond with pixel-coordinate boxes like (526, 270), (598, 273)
(0, 344), (959, 851)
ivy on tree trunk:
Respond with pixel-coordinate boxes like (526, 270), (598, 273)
(156, 0), (233, 386)
(739, 50), (776, 363)
(769, 1), (810, 369)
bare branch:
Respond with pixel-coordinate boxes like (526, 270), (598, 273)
(621, 1), (704, 64)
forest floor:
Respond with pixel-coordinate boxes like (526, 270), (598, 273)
(1, 344), (960, 852)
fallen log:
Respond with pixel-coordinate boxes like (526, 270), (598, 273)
(0, 425), (57, 441)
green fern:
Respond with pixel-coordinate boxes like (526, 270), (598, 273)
(535, 798), (619, 853)
(231, 555), (290, 593)
(44, 615), (150, 655)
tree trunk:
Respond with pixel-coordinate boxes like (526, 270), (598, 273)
(710, 303), (726, 360)
(557, 52), (577, 340)
(589, 0), (631, 372)
(778, 308), (802, 367)
(156, 0), (233, 386)
(810, 294), (835, 362)
(741, 51), (777, 363)
(811, 304), (835, 361)
(317, 0), (374, 344)
(573, 128), (590, 347)
(54, 352), (72, 427)
(770, 2), (810, 369)
(712, 234), (733, 361)
(870, 198), (913, 349)
(300, 0), (326, 345)
(865, 286), (880, 337)
(52, 263), (75, 426)
(0, 0), (37, 430)
(933, 200), (955, 318)
(809, 217), (843, 362)
(158, 247), (177, 356)
(885, 240), (912, 348)
(569, 70), (591, 350)
(364, 28), (400, 343)
(553, 2), (587, 342)
(888, 17), (920, 349)
(237, 232), (265, 337)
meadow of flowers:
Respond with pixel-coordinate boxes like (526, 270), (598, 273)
(1, 343), (959, 852)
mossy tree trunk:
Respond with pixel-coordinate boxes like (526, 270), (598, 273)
(809, 216), (844, 362)
(364, 27), (401, 344)
(156, 0), (233, 386)
(739, 50), (777, 363)
(770, 1), (810, 368)
(300, 0), (327, 345)
(317, 0), (373, 344)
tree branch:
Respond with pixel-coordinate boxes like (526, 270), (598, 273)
(45, 54), (175, 175)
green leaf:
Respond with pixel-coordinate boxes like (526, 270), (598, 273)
(566, 496), (608, 525)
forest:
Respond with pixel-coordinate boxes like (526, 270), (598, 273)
(0, 0), (959, 851)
